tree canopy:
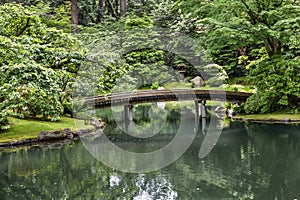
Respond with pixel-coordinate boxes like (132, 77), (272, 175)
(1, 0), (300, 129)
(174, 0), (300, 113)
(0, 3), (85, 129)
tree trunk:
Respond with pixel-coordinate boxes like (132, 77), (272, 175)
(107, 0), (117, 18)
(71, 0), (78, 34)
(264, 37), (282, 57)
(98, 0), (105, 22)
(120, 0), (126, 16)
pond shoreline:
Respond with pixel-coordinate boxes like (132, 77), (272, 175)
(1, 115), (300, 148)
(0, 127), (94, 149)
(232, 115), (300, 124)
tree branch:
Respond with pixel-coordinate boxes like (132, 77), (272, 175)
(274, 0), (284, 7)
(240, 0), (259, 23)
(107, 0), (118, 18)
(256, 0), (261, 13)
(15, 17), (31, 36)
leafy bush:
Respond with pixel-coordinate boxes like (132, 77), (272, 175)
(203, 64), (228, 86)
(0, 109), (9, 130)
(125, 15), (153, 29)
(0, 62), (63, 121)
(0, 3), (86, 129)
(245, 57), (300, 113)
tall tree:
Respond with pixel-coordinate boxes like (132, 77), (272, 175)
(98, 0), (105, 22)
(174, 0), (300, 113)
(71, 0), (78, 33)
(120, 0), (126, 16)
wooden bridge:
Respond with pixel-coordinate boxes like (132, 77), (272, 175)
(81, 89), (253, 147)
(84, 89), (252, 108)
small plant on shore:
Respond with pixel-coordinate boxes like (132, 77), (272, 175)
(0, 109), (10, 131)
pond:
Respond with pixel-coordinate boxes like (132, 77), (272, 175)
(0, 103), (300, 199)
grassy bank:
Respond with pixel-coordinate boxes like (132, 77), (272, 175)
(0, 117), (90, 143)
(233, 113), (300, 122)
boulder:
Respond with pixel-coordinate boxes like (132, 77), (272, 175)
(63, 128), (74, 139)
(73, 128), (93, 137)
(38, 130), (67, 141)
(192, 76), (205, 88)
(90, 117), (105, 130)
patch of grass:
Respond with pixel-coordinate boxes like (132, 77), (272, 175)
(206, 101), (222, 106)
(0, 117), (91, 143)
(235, 113), (300, 121)
(163, 82), (192, 89)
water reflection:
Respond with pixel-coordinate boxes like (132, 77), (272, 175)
(0, 108), (300, 199)
(134, 174), (178, 200)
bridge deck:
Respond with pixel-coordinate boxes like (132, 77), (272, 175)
(83, 89), (252, 108)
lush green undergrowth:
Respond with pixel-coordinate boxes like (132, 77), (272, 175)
(0, 117), (90, 143)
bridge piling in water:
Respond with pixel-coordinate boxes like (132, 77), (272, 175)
(201, 100), (206, 118)
(194, 100), (200, 116)
(194, 100), (200, 130)
(124, 104), (133, 132)
(202, 117), (206, 134)
(194, 100), (206, 117)
(195, 100), (206, 134)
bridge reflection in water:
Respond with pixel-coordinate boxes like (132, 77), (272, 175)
(79, 89), (253, 164)
(122, 100), (208, 134)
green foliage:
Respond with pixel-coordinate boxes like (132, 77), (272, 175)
(245, 57), (300, 113)
(0, 62), (63, 121)
(203, 64), (228, 86)
(150, 0), (176, 28)
(125, 15), (153, 28)
(30, 1), (72, 32)
(0, 3), (86, 129)
(0, 3), (84, 70)
(0, 109), (10, 130)
(0, 0), (71, 32)
(173, 0), (300, 113)
(79, 14), (182, 93)
(173, 0), (300, 77)
(125, 48), (176, 88)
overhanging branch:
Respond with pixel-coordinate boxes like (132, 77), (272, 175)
(15, 17), (31, 36)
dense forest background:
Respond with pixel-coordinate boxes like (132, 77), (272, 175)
(0, 0), (300, 130)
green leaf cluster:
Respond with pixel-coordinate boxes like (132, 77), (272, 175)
(173, 0), (300, 113)
(0, 63), (63, 121)
(245, 57), (300, 113)
(0, 3), (86, 130)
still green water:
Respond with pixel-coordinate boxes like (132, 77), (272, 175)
(0, 105), (300, 199)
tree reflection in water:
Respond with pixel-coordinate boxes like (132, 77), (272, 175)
(0, 104), (300, 199)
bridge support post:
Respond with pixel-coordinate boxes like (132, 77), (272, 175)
(124, 104), (133, 132)
(201, 100), (206, 118)
(201, 100), (207, 134)
(194, 100), (200, 130)
(194, 100), (200, 117)
(202, 117), (206, 134)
